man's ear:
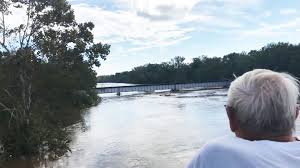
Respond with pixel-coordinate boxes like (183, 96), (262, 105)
(226, 106), (239, 133)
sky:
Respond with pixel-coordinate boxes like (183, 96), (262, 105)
(66, 1), (300, 75)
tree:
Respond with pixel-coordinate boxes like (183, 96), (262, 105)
(0, 0), (110, 162)
(98, 42), (300, 84)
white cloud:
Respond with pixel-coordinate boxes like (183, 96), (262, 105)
(280, 8), (297, 15)
(117, 0), (201, 21)
(222, 0), (262, 5)
(5, 7), (27, 28)
(72, 3), (208, 54)
(198, 0), (263, 13)
(239, 17), (300, 38)
(69, 0), (271, 58)
(3, 0), (266, 55)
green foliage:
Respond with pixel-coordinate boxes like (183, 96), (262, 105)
(0, 0), (110, 162)
(98, 42), (300, 84)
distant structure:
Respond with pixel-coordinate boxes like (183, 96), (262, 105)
(97, 81), (230, 96)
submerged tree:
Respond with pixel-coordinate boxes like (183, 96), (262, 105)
(0, 0), (110, 162)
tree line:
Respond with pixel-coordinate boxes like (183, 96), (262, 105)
(0, 0), (109, 163)
(98, 42), (300, 84)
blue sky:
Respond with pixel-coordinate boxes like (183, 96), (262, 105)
(67, 0), (300, 75)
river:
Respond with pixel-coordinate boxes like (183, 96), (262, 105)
(51, 88), (230, 168)
(49, 86), (300, 168)
(4, 85), (300, 168)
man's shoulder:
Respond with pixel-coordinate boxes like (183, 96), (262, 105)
(199, 136), (300, 158)
(186, 136), (251, 168)
(187, 136), (300, 168)
(200, 136), (243, 154)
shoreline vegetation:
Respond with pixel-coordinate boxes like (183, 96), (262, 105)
(98, 42), (300, 84)
(0, 0), (110, 166)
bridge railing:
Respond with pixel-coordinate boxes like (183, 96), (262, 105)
(96, 81), (231, 94)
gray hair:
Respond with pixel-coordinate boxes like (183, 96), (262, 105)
(227, 69), (299, 136)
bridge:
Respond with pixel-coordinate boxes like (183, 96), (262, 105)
(97, 81), (231, 95)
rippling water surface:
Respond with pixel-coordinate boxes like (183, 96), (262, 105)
(51, 89), (300, 168)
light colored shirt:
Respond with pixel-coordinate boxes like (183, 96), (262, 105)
(187, 136), (300, 168)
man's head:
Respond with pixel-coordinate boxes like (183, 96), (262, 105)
(226, 69), (299, 139)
